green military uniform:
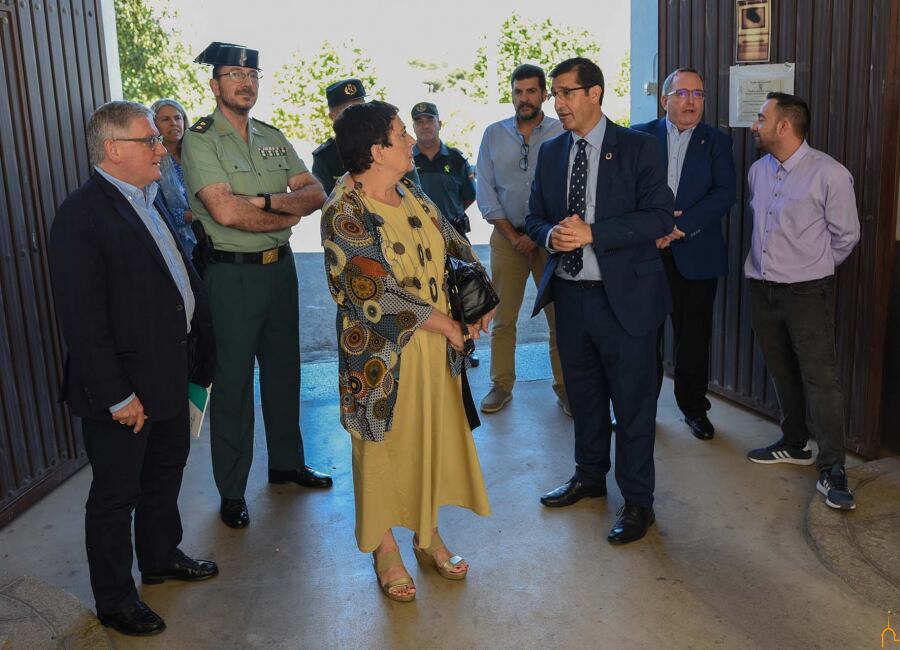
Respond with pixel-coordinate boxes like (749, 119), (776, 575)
(312, 137), (422, 196)
(413, 141), (475, 237)
(181, 106), (308, 499)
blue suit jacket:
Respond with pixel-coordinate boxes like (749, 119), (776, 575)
(630, 118), (736, 280)
(525, 120), (675, 337)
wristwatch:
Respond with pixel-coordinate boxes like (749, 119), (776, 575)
(257, 192), (272, 212)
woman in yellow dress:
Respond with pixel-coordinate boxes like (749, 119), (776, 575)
(321, 101), (493, 602)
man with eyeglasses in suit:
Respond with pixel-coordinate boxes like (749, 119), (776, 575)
(632, 68), (737, 442)
(475, 64), (568, 415)
(181, 42), (333, 531)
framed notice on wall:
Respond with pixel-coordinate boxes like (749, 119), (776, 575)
(736, 0), (771, 63)
(728, 63), (795, 127)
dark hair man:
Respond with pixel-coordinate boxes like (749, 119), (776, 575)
(475, 63), (569, 415)
(526, 57), (677, 545)
(744, 92), (860, 511)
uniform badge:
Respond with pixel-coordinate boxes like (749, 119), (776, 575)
(344, 83), (357, 96)
(443, 164), (451, 173)
(417, 103), (428, 113)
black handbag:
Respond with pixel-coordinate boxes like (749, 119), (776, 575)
(445, 256), (498, 432)
(445, 256), (500, 329)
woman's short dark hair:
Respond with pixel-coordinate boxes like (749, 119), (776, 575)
(550, 57), (605, 106)
(511, 64), (546, 91)
(334, 100), (399, 174)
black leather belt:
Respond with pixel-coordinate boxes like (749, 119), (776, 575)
(212, 244), (290, 265)
(568, 279), (604, 289)
(750, 278), (789, 287)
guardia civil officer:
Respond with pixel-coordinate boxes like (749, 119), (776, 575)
(312, 78), (421, 195)
(181, 42), (332, 530)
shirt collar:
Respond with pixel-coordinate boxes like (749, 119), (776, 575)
(412, 141), (449, 158)
(95, 166), (158, 204)
(778, 140), (811, 173)
(574, 115), (607, 151)
(505, 112), (550, 137)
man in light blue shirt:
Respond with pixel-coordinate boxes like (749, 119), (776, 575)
(475, 63), (568, 415)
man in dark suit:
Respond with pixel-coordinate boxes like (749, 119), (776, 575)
(526, 58), (676, 544)
(49, 101), (218, 636)
(632, 68), (737, 441)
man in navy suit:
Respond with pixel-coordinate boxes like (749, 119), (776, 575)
(526, 58), (676, 544)
(49, 101), (218, 636)
(632, 68), (737, 441)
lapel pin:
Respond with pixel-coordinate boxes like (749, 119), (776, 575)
(701, 139), (706, 145)
(605, 152), (613, 160)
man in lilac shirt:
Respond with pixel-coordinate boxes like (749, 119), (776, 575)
(744, 92), (860, 511)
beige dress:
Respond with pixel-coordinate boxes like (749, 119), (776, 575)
(351, 192), (490, 552)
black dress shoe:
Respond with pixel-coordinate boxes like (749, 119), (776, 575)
(540, 478), (607, 508)
(220, 497), (249, 529)
(685, 414), (715, 440)
(97, 600), (166, 636)
(268, 466), (333, 488)
(143, 555), (219, 585)
(607, 502), (655, 545)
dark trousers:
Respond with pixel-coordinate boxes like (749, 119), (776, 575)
(205, 253), (305, 499)
(749, 277), (846, 470)
(656, 250), (719, 418)
(553, 277), (659, 506)
(82, 409), (189, 613)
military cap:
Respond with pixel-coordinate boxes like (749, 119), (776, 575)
(411, 102), (439, 119)
(326, 79), (366, 109)
(194, 42), (260, 70)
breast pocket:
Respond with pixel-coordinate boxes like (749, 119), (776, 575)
(264, 157), (290, 190)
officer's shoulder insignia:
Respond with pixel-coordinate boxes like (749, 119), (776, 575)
(189, 116), (214, 133)
(313, 139), (334, 155)
(251, 117), (282, 133)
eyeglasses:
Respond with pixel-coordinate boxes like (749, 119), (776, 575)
(666, 89), (705, 100)
(112, 135), (165, 148)
(519, 143), (529, 171)
(549, 86), (590, 99)
(215, 71), (262, 83)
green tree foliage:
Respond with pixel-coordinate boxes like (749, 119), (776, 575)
(272, 41), (384, 144)
(427, 14), (603, 104)
(114, 0), (208, 117)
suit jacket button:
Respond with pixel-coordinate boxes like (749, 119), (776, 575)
(176, 304), (184, 311)
(179, 339), (187, 346)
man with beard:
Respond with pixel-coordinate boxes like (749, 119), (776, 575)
(475, 64), (568, 415)
(181, 42), (332, 530)
(744, 92), (860, 510)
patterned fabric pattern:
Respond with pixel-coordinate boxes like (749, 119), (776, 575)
(321, 176), (481, 442)
(561, 139), (588, 276)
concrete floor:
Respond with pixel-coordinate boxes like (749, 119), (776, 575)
(0, 344), (889, 649)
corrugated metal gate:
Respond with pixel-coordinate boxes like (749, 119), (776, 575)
(0, 0), (109, 526)
(657, 0), (900, 457)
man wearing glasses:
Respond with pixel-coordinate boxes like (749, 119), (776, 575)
(49, 101), (218, 635)
(182, 42), (332, 531)
(526, 57), (675, 544)
(632, 68), (737, 442)
(475, 64), (567, 414)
